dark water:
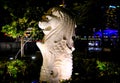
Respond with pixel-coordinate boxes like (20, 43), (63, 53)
(0, 78), (39, 83)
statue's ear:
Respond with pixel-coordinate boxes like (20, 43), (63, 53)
(52, 11), (63, 18)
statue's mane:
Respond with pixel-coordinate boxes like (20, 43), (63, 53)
(43, 7), (76, 48)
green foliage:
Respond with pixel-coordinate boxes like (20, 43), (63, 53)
(1, 17), (43, 40)
(1, 0), (44, 39)
(31, 26), (44, 41)
(6, 59), (27, 78)
(1, 0), (99, 40)
(96, 60), (107, 71)
(73, 50), (120, 81)
(96, 60), (120, 77)
(1, 17), (28, 38)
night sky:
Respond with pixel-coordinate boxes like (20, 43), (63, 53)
(0, 0), (120, 41)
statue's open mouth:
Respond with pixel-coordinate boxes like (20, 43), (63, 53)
(41, 26), (52, 31)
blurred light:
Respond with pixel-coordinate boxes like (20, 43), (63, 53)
(88, 41), (99, 46)
(84, 36), (87, 38)
(94, 29), (118, 38)
(88, 47), (102, 52)
(95, 42), (98, 46)
(31, 56), (36, 60)
(31, 80), (39, 83)
(109, 5), (116, 9)
(94, 47), (102, 51)
(9, 57), (14, 60)
(88, 42), (94, 46)
(117, 5), (120, 8)
(88, 47), (94, 51)
(74, 73), (79, 75)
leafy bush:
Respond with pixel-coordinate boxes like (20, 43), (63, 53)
(6, 59), (27, 78)
(96, 60), (120, 77)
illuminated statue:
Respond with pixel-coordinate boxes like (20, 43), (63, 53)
(36, 7), (76, 83)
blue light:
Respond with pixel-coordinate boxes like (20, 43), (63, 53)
(109, 5), (116, 9)
(94, 29), (118, 38)
(31, 80), (39, 83)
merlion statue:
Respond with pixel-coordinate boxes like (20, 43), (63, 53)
(36, 7), (76, 83)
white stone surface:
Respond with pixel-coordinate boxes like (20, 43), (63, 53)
(36, 7), (76, 83)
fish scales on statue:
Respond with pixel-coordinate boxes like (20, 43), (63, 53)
(36, 7), (76, 83)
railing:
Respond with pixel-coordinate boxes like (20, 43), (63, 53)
(0, 42), (39, 56)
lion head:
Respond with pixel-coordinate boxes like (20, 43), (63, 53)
(38, 7), (76, 49)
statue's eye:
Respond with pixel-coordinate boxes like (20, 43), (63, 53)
(41, 15), (50, 21)
(46, 15), (52, 20)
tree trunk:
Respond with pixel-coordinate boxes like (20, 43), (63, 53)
(21, 36), (24, 57)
